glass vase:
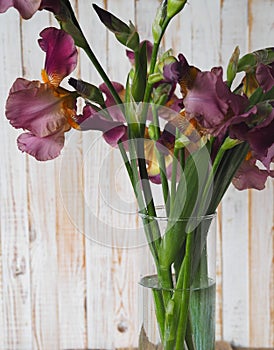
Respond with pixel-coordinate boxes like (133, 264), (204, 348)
(138, 208), (217, 350)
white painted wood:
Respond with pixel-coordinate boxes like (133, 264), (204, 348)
(219, 0), (250, 345)
(0, 1), (273, 349)
(0, 10), (33, 350)
(247, 0), (274, 346)
(19, 12), (61, 350)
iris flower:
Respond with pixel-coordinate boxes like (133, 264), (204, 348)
(6, 27), (78, 161)
(0, 0), (59, 19)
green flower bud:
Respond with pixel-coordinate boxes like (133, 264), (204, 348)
(167, 0), (187, 20)
(221, 137), (241, 151)
(226, 46), (240, 88)
(93, 4), (139, 50)
(68, 78), (105, 106)
(152, 0), (167, 42)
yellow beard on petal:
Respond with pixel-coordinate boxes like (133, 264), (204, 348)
(41, 69), (62, 87)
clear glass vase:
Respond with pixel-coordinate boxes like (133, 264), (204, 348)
(138, 208), (217, 350)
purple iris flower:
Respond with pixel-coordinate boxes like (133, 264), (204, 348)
(6, 27), (78, 161)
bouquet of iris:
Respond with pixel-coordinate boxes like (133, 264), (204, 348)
(1, 0), (274, 349)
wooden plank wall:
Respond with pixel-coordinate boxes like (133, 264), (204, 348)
(0, 0), (273, 349)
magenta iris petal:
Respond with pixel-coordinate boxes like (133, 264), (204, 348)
(99, 82), (124, 108)
(38, 27), (78, 85)
(77, 105), (124, 131)
(0, 1), (13, 14)
(6, 78), (69, 138)
(77, 105), (127, 147)
(0, 0), (41, 19)
(17, 129), (65, 161)
(103, 125), (127, 147)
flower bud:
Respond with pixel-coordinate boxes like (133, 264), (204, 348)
(226, 46), (240, 87)
(167, 0), (187, 20)
(68, 78), (105, 106)
(93, 4), (139, 51)
(152, 0), (167, 42)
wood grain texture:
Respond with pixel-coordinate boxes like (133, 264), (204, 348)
(0, 0), (273, 349)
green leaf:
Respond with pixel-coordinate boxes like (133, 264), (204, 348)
(207, 142), (249, 214)
(159, 146), (212, 267)
(131, 41), (148, 102)
(93, 4), (139, 50)
(237, 47), (274, 73)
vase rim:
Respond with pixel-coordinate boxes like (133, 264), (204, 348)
(138, 205), (216, 222)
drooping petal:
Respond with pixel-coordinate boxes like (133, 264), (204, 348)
(229, 106), (274, 158)
(99, 82), (125, 107)
(76, 105), (123, 131)
(0, 0), (41, 19)
(17, 128), (66, 161)
(6, 78), (72, 137)
(103, 125), (127, 147)
(39, 0), (60, 14)
(99, 82), (126, 122)
(76, 105), (127, 147)
(257, 144), (274, 170)
(38, 27), (78, 86)
(232, 158), (274, 190)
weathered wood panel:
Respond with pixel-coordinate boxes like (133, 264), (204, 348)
(0, 10), (33, 350)
(219, 0), (250, 344)
(0, 1), (273, 349)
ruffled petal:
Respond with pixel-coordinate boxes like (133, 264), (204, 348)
(229, 107), (274, 158)
(38, 27), (78, 86)
(183, 67), (248, 136)
(6, 78), (71, 137)
(17, 128), (66, 161)
(232, 158), (274, 190)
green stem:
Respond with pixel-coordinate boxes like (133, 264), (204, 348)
(140, 17), (171, 129)
(185, 314), (196, 350)
(82, 43), (123, 106)
(151, 105), (170, 214)
(174, 231), (194, 350)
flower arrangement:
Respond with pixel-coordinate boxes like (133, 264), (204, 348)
(1, 0), (273, 349)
